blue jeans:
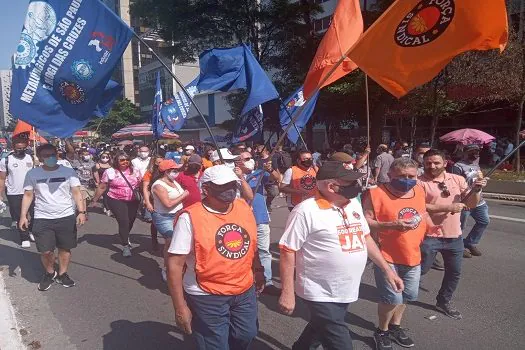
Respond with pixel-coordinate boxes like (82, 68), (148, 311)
(292, 299), (352, 350)
(257, 224), (273, 285)
(151, 211), (176, 238)
(421, 237), (463, 305)
(374, 264), (420, 304)
(185, 286), (258, 350)
(460, 203), (490, 247)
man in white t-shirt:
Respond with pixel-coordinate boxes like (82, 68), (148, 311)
(0, 137), (34, 248)
(131, 145), (151, 178)
(20, 144), (86, 292)
(279, 161), (404, 350)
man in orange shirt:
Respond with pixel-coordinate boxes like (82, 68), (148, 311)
(364, 158), (441, 350)
(280, 150), (318, 211)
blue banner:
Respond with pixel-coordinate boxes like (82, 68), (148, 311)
(232, 105), (263, 143)
(9, 0), (133, 137)
(160, 76), (199, 131)
(152, 71), (163, 139)
(279, 86), (320, 144)
(93, 79), (122, 118)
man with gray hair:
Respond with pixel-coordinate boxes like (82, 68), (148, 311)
(279, 161), (403, 350)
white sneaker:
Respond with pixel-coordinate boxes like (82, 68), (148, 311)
(105, 209), (112, 216)
(122, 245), (132, 257)
(21, 241), (30, 249)
(161, 268), (167, 282)
(29, 233), (36, 242)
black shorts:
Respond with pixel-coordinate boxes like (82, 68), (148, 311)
(33, 215), (77, 253)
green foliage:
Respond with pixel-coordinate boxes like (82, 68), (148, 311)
(87, 99), (142, 139)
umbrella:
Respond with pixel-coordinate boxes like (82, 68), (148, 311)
(112, 123), (179, 139)
(439, 128), (495, 145)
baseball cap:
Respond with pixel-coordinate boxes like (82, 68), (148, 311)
(210, 148), (239, 163)
(184, 145), (195, 151)
(201, 165), (239, 185)
(330, 152), (355, 163)
(158, 159), (182, 172)
(188, 154), (202, 165)
(317, 161), (365, 181)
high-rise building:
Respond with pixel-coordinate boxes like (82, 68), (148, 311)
(0, 70), (13, 129)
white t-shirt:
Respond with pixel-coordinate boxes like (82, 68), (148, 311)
(57, 159), (72, 168)
(23, 166), (81, 219)
(152, 179), (184, 214)
(279, 196), (370, 303)
(0, 154), (34, 195)
(281, 168), (293, 207)
(131, 157), (151, 179)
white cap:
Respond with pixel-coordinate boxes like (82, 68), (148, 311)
(201, 165), (239, 185)
(184, 145), (195, 151)
(210, 148), (239, 163)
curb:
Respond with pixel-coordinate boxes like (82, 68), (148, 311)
(0, 270), (25, 350)
(483, 193), (525, 202)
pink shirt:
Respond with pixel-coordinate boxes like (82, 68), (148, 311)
(102, 167), (141, 201)
(417, 172), (468, 238)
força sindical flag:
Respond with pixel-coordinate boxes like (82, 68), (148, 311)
(9, 0), (133, 137)
(348, 0), (508, 98)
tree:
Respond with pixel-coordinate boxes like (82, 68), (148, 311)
(87, 99), (142, 139)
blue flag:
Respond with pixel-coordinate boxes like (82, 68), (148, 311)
(152, 71), (163, 139)
(197, 44), (279, 116)
(160, 76), (199, 131)
(93, 79), (122, 118)
(9, 0), (133, 137)
(232, 105), (263, 143)
(279, 86), (320, 144)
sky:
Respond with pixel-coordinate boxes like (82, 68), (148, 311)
(0, 0), (28, 70)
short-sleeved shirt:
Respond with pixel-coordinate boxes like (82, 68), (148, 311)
(69, 159), (95, 187)
(23, 166), (80, 219)
(0, 154), (33, 195)
(131, 157), (151, 179)
(177, 171), (202, 208)
(101, 167), (141, 201)
(451, 161), (485, 206)
(279, 196), (370, 303)
(373, 152), (395, 183)
(245, 169), (270, 225)
(418, 172), (468, 238)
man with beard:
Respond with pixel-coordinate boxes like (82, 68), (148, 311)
(418, 149), (487, 320)
(280, 150), (318, 211)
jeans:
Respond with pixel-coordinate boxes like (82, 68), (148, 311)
(7, 194), (34, 242)
(374, 264), (421, 304)
(421, 237), (463, 305)
(256, 224), (273, 285)
(106, 197), (139, 245)
(292, 299), (352, 350)
(460, 202), (490, 248)
(185, 286), (258, 350)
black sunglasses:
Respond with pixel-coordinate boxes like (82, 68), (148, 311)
(438, 182), (450, 198)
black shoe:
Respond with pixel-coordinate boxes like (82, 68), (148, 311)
(38, 271), (57, 291)
(262, 284), (281, 296)
(374, 329), (393, 350)
(55, 273), (76, 288)
(467, 245), (482, 256)
(436, 302), (462, 320)
(463, 249), (473, 258)
(388, 325), (415, 348)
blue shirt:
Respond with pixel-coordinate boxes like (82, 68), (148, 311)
(165, 151), (182, 163)
(246, 169), (270, 225)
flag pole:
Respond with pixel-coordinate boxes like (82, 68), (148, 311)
(278, 98), (309, 151)
(133, 32), (224, 161)
(364, 73), (371, 187)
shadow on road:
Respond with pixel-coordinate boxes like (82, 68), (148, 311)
(0, 229), (41, 283)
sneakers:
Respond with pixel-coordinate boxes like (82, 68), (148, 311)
(374, 329), (393, 350)
(38, 271), (57, 291)
(21, 240), (31, 249)
(388, 325), (414, 348)
(55, 273), (76, 288)
(29, 233), (36, 242)
(463, 249), (472, 258)
(436, 302), (462, 320)
(122, 245), (132, 257)
(467, 245), (482, 256)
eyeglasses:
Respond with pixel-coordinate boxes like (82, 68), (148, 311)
(438, 182), (450, 198)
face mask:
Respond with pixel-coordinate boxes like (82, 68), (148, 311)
(100, 157), (110, 163)
(301, 159), (313, 167)
(168, 170), (180, 181)
(43, 156), (58, 167)
(390, 178), (417, 192)
(224, 162), (236, 170)
(243, 159), (255, 171)
(14, 149), (26, 157)
(185, 150), (192, 155)
(212, 188), (237, 203)
(82, 155), (91, 161)
(336, 183), (362, 199)
(139, 152), (149, 159)
(177, 149), (183, 153)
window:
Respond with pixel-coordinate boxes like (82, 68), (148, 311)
(313, 15), (332, 32)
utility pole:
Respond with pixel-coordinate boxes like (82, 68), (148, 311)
(517, 0), (525, 172)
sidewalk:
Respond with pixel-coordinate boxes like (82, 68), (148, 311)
(0, 270), (25, 350)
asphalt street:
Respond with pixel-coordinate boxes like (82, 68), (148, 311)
(0, 198), (524, 350)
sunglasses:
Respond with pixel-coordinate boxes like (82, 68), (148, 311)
(438, 182), (450, 198)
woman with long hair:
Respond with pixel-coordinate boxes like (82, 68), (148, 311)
(93, 151), (112, 215)
(151, 159), (189, 281)
(91, 151), (141, 257)
(142, 155), (163, 251)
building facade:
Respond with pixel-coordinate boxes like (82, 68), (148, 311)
(0, 70), (13, 129)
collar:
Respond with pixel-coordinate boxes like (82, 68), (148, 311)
(314, 193), (350, 210)
(421, 171), (452, 183)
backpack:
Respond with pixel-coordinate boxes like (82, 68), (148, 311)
(276, 151), (292, 173)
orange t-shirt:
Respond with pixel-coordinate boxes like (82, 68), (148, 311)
(202, 158), (213, 169)
(368, 184), (427, 267)
(142, 170), (152, 183)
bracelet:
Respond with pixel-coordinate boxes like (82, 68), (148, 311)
(78, 211), (87, 214)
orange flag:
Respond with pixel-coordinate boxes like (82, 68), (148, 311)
(303, 0), (363, 100)
(12, 120), (33, 138)
(348, 0), (508, 98)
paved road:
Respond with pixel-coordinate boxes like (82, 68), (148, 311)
(1, 198), (524, 350)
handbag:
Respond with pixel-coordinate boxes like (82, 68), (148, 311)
(118, 168), (143, 203)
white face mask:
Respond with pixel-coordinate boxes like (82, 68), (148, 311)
(100, 157), (110, 163)
(139, 151), (149, 159)
(82, 155), (91, 161)
(167, 170), (180, 181)
(243, 159), (255, 171)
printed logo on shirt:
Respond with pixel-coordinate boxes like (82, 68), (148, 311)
(215, 223), (251, 260)
(337, 223), (365, 253)
(398, 207), (422, 229)
(300, 174), (316, 191)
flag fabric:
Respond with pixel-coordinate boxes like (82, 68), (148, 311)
(303, 0), (363, 100)
(152, 72), (163, 139)
(279, 86), (320, 144)
(160, 76), (199, 131)
(9, 0), (133, 137)
(232, 105), (264, 143)
(93, 80), (123, 118)
(12, 120), (33, 138)
(348, 0), (508, 98)
(197, 44), (279, 116)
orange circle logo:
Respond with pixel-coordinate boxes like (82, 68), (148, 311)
(394, 0), (455, 47)
(300, 174), (317, 191)
(216, 224), (250, 260)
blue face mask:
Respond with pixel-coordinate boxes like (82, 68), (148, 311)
(390, 178), (417, 192)
(43, 156), (58, 168)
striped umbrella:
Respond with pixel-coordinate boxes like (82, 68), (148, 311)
(112, 123), (179, 139)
